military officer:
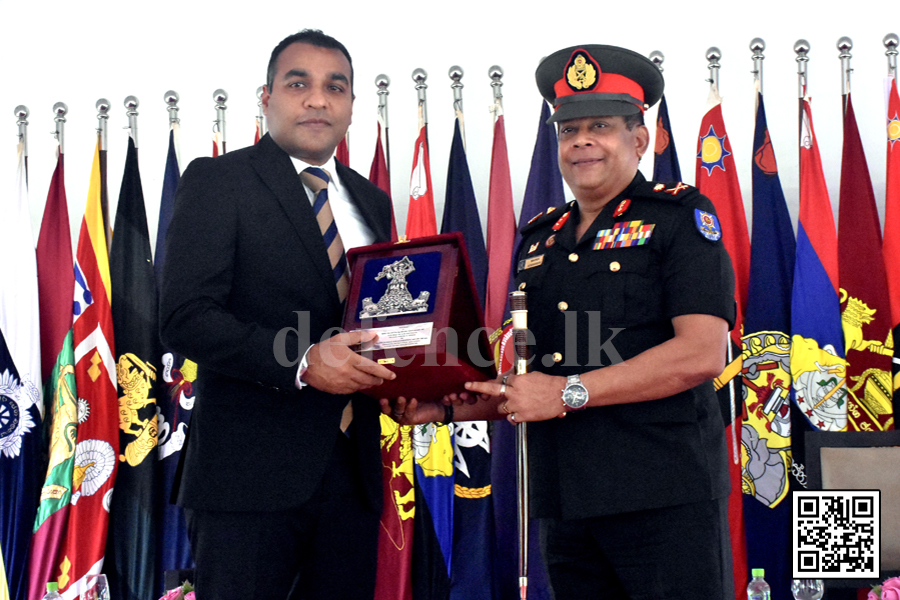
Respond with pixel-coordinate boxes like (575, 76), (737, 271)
(384, 44), (736, 599)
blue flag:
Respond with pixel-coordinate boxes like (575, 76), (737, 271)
(442, 117), (487, 308)
(493, 101), (562, 600)
(652, 94), (682, 183)
(741, 92), (796, 600)
(154, 125), (195, 595)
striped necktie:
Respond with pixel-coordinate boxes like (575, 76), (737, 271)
(301, 167), (350, 303)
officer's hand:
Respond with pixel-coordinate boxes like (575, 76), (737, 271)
(465, 372), (568, 424)
(303, 330), (396, 395)
(380, 396), (444, 425)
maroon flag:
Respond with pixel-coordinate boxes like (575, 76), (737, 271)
(838, 95), (894, 431)
(336, 134), (349, 166)
(884, 78), (900, 403)
(368, 120), (397, 242)
(484, 112), (516, 358)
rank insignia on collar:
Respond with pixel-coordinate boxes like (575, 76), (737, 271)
(552, 211), (570, 231)
(653, 183), (665, 191)
(665, 182), (690, 195)
(613, 199), (631, 218)
(528, 242), (540, 254)
(594, 220), (656, 250)
(545, 234), (556, 248)
(694, 209), (722, 241)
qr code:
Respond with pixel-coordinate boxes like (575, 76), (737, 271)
(792, 490), (880, 578)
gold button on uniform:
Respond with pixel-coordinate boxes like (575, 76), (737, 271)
(610, 261), (621, 272)
(568, 253), (579, 263)
(553, 352), (563, 363)
(558, 301), (568, 311)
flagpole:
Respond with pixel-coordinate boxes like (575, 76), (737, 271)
(449, 65), (465, 146)
(650, 50), (664, 72)
(795, 39), (810, 99)
(255, 86), (266, 137)
(52, 102), (67, 155)
(885, 33), (899, 78)
(376, 74), (391, 173)
(489, 65), (504, 118)
(164, 90), (180, 126)
(750, 38), (765, 95)
(97, 98), (112, 249)
(706, 47), (721, 90)
(15, 105), (28, 180)
(838, 36), (853, 112)
(97, 98), (110, 151)
(124, 95), (139, 149)
(214, 88), (228, 153)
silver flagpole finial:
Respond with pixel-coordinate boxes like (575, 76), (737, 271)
(449, 66), (464, 114)
(375, 74), (390, 128)
(96, 98), (110, 151)
(15, 105), (28, 157)
(706, 47), (721, 89)
(52, 102), (67, 154)
(489, 65), (504, 103)
(837, 36), (853, 97)
(213, 89), (228, 151)
(885, 33), (899, 78)
(124, 95), (139, 149)
(164, 90), (180, 125)
(750, 38), (765, 94)
(412, 69), (428, 124)
(795, 39), (811, 98)
(255, 86), (266, 137)
(649, 50), (664, 72)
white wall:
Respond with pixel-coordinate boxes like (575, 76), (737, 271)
(2, 0), (894, 256)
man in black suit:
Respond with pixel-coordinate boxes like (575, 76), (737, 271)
(159, 29), (396, 600)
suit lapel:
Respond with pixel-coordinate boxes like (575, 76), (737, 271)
(249, 134), (339, 303)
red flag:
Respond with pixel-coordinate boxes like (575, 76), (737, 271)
(484, 112), (516, 345)
(213, 131), (224, 157)
(254, 120), (261, 145)
(336, 134), (349, 166)
(838, 95), (894, 431)
(884, 78), (900, 403)
(29, 147), (76, 600)
(405, 119), (437, 239)
(368, 120), (398, 242)
(695, 86), (749, 600)
(59, 140), (120, 597)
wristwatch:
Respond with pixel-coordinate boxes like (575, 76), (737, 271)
(561, 374), (589, 410)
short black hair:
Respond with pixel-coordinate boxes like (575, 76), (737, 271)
(623, 111), (644, 131)
(266, 29), (354, 94)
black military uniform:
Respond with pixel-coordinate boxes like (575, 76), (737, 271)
(517, 43), (738, 599)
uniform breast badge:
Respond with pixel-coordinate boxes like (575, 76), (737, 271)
(593, 220), (656, 250)
(694, 209), (722, 241)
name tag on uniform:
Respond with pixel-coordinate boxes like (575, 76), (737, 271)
(517, 255), (544, 272)
(593, 220), (656, 250)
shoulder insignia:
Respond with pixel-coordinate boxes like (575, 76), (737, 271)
(665, 182), (690, 195)
(653, 183), (665, 191)
(547, 206), (557, 214)
(642, 180), (700, 205)
(527, 211), (545, 225)
(694, 209), (722, 241)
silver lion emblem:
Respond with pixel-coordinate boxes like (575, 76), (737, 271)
(360, 256), (430, 319)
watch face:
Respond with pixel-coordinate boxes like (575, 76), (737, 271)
(563, 384), (589, 409)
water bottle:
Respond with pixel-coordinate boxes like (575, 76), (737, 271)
(747, 569), (771, 600)
(42, 582), (62, 600)
(791, 579), (824, 599)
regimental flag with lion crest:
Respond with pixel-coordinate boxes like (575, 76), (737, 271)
(838, 95), (894, 431)
(106, 134), (161, 600)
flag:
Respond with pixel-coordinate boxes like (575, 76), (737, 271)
(695, 84), (750, 600)
(29, 147), (76, 600)
(368, 119), (398, 243)
(336, 134), (349, 166)
(837, 95), (894, 431)
(154, 124), (194, 594)
(484, 110), (516, 356)
(58, 139), (119, 598)
(106, 136), (160, 600)
(212, 131), (224, 157)
(791, 96), (848, 433)
(405, 116), (437, 240)
(254, 119), (262, 145)
(492, 101), (562, 600)
(653, 94), (682, 182)
(883, 78), (900, 405)
(741, 91), (796, 599)
(441, 116), (487, 307)
(0, 140), (42, 600)
(439, 115), (494, 600)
